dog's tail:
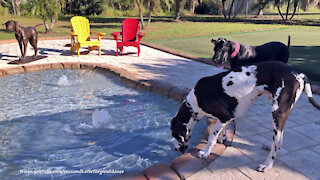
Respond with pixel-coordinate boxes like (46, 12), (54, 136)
(304, 76), (320, 110)
(287, 35), (291, 48)
(33, 24), (43, 28)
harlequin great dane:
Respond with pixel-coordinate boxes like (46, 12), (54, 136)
(211, 37), (290, 70)
(170, 61), (320, 172)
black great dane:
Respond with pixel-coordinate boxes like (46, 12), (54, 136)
(211, 37), (290, 69)
(170, 61), (320, 172)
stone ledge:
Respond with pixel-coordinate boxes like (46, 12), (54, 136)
(142, 163), (180, 180)
(109, 172), (147, 180)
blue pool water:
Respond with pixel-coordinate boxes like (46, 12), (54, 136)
(0, 70), (206, 179)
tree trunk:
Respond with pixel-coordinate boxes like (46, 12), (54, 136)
(135, 0), (145, 29)
(228, 0), (235, 21)
(50, 16), (56, 29)
(11, 0), (16, 15)
(221, 0), (227, 21)
(285, 0), (291, 20)
(147, 1), (154, 27)
(289, 1), (298, 20)
(277, 5), (285, 21)
(175, 0), (181, 20)
(257, 9), (263, 17)
(11, 0), (20, 16)
(44, 21), (51, 34)
(191, 0), (196, 14)
(232, 0), (245, 21)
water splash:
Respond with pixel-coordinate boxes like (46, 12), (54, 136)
(92, 109), (112, 128)
(57, 75), (71, 86)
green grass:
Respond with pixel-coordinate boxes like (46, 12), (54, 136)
(146, 27), (320, 85)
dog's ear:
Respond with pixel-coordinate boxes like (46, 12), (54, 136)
(211, 39), (217, 45)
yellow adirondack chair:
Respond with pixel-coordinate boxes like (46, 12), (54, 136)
(69, 16), (105, 56)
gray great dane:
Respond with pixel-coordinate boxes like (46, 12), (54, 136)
(170, 61), (320, 172)
(211, 37), (290, 69)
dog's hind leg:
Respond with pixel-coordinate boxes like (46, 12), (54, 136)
(258, 95), (292, 172)
(198, 119), (228, 158)
(29, 36), (38, 59)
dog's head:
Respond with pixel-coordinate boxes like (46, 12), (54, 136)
(4, 20), (17, 31)
(211, 38), (232, 66)
(170, 102), (192, 154)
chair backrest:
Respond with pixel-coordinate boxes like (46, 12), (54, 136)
(70, 16), (90, 42)
(122, 18), (140, 42)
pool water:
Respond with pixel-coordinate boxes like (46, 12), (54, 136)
(0, 69), (206, 179)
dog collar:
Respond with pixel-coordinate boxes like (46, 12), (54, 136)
(230, 42), (240, 58)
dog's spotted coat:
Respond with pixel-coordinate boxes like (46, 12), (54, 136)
(170, 61), (320, 172)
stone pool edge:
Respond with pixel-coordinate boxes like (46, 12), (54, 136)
(0, 62), (235, 180)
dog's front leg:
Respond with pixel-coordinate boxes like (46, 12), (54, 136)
(18, 41), (23, 60)
(21, 41), (28, 60)
(198, 119), (227, 158)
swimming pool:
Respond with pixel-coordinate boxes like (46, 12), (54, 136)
(0, 69), (206, 179)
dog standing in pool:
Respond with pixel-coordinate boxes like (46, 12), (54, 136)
(170, 61), (320, 172)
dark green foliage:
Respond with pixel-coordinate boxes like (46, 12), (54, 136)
(64, 0), (106, 15)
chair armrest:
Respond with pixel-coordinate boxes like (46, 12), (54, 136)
(111, 32), (121, 41)
(137, 32), (145, 42)
(138, 32), (145, 37)
(67, 31), (77, 36)
(91, 31), (105, 36)
(111, 32), (121, 36)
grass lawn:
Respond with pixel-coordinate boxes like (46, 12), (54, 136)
(146, 27), (320, 85)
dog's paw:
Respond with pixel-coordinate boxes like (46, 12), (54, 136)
(257, 164), (271, 172)
(217, 136), (226, 144)
(262, 144), (271, 151)
(198, 150), (210, 158)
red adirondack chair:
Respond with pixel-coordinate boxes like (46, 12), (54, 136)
(111, 18), (145, 57)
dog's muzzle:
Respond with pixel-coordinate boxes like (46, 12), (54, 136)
(175, 145), (188, 154)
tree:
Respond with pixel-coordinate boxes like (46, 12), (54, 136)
(145, 0), (160, 26)
(11, 0), (21, 15)
(64, 0), (105, 15)
(221, 0), (246, 22)
(135, 0), (145, 29)
(25, 0), (61, 33)
(252, 0), (273, 17)
(174, 0), (182, 20)
(1, 0), (21, 15)
(274, 0), (314, 22)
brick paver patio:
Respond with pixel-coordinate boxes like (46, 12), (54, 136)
(0, 39), (319, 179)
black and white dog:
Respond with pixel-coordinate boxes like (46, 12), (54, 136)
(211, 37), (290, 69)
(170, 61), (320, 172)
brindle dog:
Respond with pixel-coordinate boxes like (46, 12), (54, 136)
(4, 20), (39, 61)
